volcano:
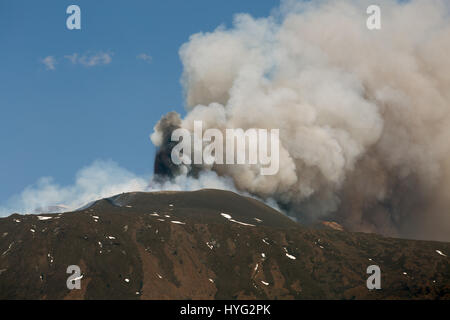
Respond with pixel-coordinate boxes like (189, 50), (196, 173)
(0, 189), (449, 299)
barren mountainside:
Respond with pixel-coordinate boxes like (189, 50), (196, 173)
(0, 189), (449, 299)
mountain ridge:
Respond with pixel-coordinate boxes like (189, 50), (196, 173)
(0, 189), (449, 299)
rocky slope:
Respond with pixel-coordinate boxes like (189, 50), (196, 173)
(0, 189), (449, 299)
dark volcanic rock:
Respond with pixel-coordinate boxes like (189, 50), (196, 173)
(0, 189), (449, 299)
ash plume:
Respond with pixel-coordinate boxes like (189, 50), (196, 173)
(151, 0), (450, 241)
(151, 112), (183, 179)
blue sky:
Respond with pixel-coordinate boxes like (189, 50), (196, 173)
(0, 0), (279, 203)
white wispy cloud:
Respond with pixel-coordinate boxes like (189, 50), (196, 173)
(64, 51), (113, 67)
(64, 53), (78, 64)
(41, 56), (57, 70)
(137, 53), (152, 63)
(0, 160), (149, 216)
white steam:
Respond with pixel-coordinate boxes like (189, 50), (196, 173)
(0, 160), (148, 216)
(0, 160), (246, 216)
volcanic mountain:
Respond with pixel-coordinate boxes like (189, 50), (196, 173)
(0, 189), (449, 299)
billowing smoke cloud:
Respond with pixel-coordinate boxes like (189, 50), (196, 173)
(151, 0), (450, 241)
